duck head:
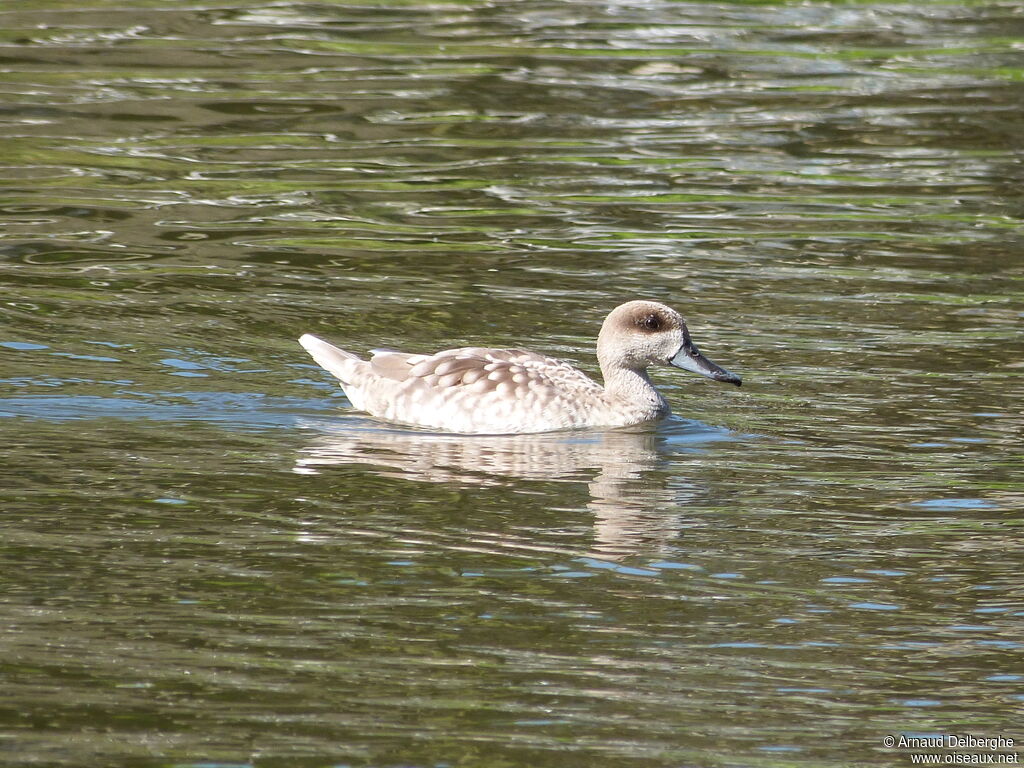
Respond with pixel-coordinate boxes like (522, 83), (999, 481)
(597, 300), (742, 386)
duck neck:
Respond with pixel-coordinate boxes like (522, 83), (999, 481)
(599, 358), (669, 415)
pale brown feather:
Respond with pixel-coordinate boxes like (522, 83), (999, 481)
(376, 347), (595, 398)
(369, 351), (418, 381)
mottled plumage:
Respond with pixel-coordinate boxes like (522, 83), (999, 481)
(299, 300), (741, 434)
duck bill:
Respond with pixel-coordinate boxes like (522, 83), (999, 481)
(669, 340), (742, 386)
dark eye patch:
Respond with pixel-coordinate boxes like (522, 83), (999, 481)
(638, 312), (662, 332)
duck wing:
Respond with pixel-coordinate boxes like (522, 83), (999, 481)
(369, 347), (600, 397)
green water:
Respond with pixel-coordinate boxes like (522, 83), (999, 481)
(1, 1), (1021, 766)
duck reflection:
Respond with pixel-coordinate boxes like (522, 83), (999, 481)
(294, 418), (729, 557)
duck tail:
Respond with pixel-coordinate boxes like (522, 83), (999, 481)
(298, 334), (361, 384)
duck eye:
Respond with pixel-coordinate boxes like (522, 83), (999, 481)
(639, 313), (662, 331)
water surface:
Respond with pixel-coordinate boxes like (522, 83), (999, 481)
(1, 1), (1022, 766)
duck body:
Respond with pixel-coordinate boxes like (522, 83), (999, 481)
(299, 300), (741, 435)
